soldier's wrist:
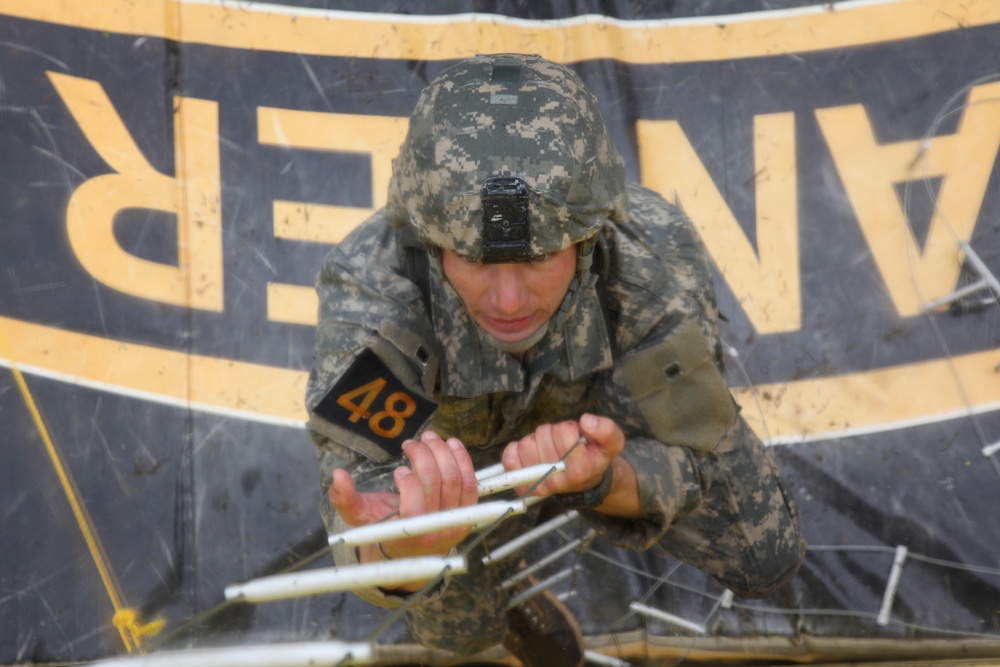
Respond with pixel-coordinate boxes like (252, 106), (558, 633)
(556, 465), (614, 509)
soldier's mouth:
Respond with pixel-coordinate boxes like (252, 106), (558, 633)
(483, 315), (540, 340)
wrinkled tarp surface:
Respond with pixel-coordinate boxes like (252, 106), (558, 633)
(2, 1), (1000, 663)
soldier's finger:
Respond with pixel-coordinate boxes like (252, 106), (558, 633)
(328, 468), (365, 524)
(580, 413), (625, 459)
(448, 437), (480, 507)
(515, 432), (543, 468)
(550, 421), (586, 458)
(423, 434), (468, 510)
(547, 422), (595, 488)
(532, 423), (562, 464)
(419, 429), (442, 444)
(401, 439), (443, 513)
(393, 465), (428, 518)
(501, 439), (525, 472)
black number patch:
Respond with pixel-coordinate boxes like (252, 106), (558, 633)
(314, 348), (436, 458)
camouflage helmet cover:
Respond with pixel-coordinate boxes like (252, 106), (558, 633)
(386, 54), (628, 259)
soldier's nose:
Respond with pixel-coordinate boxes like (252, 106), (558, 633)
(489, 266), (528, 314)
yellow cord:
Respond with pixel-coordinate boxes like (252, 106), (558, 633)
(114, 609), (167, 651)
(0, 327), (163, 652)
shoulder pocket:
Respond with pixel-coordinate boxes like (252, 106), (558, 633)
(618, 319), (736, 451)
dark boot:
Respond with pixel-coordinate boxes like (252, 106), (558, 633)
(502, 588), (584, 667)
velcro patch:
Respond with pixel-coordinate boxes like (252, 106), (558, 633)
(313, 348), (436, 458)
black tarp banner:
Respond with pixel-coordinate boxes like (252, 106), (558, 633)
(2, 1), (1000, 664)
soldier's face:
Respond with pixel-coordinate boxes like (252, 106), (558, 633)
(441, 245), (578, 345)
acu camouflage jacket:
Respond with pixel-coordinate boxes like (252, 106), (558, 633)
(307, 182), (739, 552)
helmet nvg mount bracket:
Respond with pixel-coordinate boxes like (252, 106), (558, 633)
(480, 175), (532, 263)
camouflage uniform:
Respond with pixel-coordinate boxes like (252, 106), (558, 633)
(306, 54), (805, 656)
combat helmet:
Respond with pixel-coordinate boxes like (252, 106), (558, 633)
(386, 53), (628, 262)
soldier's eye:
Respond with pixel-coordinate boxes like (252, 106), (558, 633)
(532, 253), (554, 263)
(463, 255), (481, 265)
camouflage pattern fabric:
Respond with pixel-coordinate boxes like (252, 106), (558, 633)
(307, 183), (806, 655)
(385, 54), (628, 260)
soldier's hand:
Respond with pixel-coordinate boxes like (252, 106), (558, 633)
(329, 430), (479, 559)
(501, 413), (625, 498)
(329, 468), (399, 532)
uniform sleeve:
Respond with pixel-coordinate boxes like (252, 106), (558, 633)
(586, 281), (742, 549)
(307, 216), (444, 608)
(580, 435), (703, 548)
(308, 211), (441, 458)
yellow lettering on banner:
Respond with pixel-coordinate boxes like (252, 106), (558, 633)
(5, 0), (1000, 65)
(49, 72), (223, 310)
(258, 108), (408, 325)
(816, 82), (1000, 317)
(4, 312), (999, 444)
(637, 113), (800, 334)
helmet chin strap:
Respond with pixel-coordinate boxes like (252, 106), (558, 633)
(553, 238), (597, 329)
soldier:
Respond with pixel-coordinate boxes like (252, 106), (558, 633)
(307, 53), (806, 666)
